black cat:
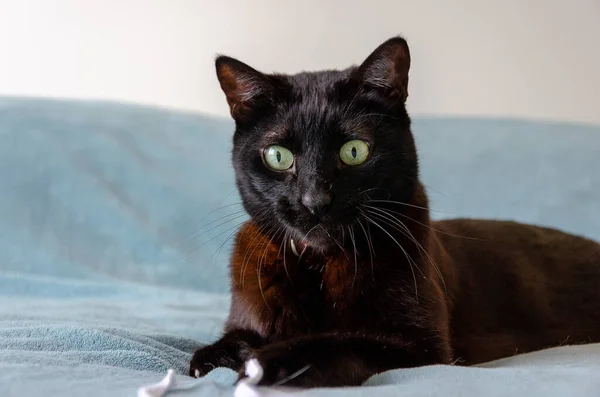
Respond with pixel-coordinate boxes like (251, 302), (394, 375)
(189, 36), (600, 387)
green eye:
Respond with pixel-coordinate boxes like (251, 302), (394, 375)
(340, 140), (369, 166)
(263, 145), (294, 171)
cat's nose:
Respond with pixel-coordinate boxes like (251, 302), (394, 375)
(301, 191), (332, 219)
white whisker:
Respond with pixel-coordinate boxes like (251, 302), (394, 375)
(356, 218), (375, 280)
(349, 225), (358, 287)
(360, 211), (420, 301)
(365, 206), (446, 292)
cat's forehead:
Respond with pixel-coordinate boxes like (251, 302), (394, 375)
(272, 68), (363, 137)
(287, 68), (353, 89)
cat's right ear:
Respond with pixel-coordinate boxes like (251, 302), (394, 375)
(215, 56), (275, 122)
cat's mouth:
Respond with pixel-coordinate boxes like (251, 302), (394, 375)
(286, 224), (339, 255)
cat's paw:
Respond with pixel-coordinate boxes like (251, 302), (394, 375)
(189, 344), (240, 378)
(238, 342), (326, 387)
(239, 347), (311, 386)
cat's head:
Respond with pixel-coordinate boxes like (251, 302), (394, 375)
(216, 37), (419, 254)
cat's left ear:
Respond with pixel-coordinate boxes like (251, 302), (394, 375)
(215, 56), (276, 122)
(353, 36), (411, 103)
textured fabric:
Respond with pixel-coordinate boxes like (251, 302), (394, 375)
(1, 97), (599, 396)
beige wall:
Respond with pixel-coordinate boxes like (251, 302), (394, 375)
(1, 0), (599, 124)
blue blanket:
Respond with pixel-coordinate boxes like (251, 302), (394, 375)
(1, 97), (599, 396)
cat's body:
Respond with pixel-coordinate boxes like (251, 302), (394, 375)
(438, 218), (600, 364)
(189, 37), (600, 387)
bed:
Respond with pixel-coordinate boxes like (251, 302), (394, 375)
(1, 97), (599, 396)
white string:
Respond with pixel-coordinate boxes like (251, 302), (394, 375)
(137, 369), (176, 397)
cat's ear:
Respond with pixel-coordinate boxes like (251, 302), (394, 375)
(215, 56), (275, 122)
(353, 37), (411, 103)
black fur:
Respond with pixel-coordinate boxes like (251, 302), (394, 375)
(189, 36), (600, 388)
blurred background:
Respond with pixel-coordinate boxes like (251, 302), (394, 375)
(1, 0), (599, 124)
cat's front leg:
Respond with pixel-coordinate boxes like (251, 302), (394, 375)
(239, 333), (448, 387)
(189, 329), (265, 378)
